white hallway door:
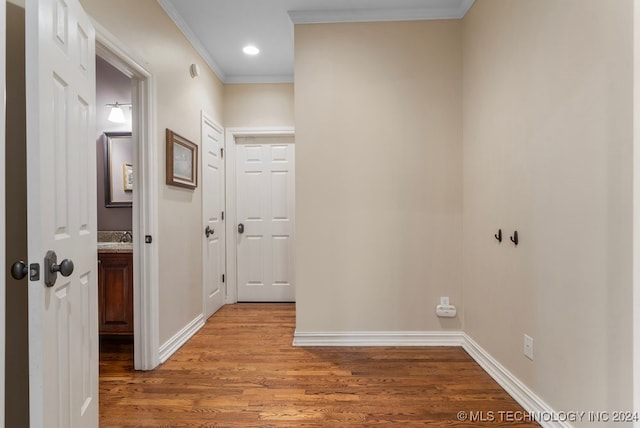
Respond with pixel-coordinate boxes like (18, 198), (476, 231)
(26, 0), (98, 427)
(202, 114), (225, 319)
(236, 141), (295, 302)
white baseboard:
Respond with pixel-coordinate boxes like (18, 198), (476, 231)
(158, 314), (204, 363)
(293, 330), (567, 428)
(292, 330), (465, 347)
(461, 335), (569, 428)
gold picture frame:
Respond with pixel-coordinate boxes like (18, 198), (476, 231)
(166, 128), (198, 189)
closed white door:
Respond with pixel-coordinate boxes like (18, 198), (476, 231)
(236, 142), (295, 302)
(202, 114), (225, 319)
(26, 0), (98, 426)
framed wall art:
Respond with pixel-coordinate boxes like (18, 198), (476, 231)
(166, 128), (198, 189)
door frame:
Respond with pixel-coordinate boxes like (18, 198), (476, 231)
(0, 0), (6, 424)
(224, 127), (295, 304)
(93, 20), (159, 370)
(201, 111), (225, 317)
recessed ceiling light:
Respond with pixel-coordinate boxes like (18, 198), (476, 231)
(243, 45), (260, 56)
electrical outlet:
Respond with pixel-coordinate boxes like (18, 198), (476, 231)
(524, 334), (534, 360)
(440, 296), (450, 306)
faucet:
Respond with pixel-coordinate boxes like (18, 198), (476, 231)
(121, 231), (133, 243)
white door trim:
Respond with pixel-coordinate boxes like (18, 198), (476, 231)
(224, 127), (295, 304)
(94, 21), (160, 370)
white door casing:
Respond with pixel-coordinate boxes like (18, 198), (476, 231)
(26, 0), (98, 426)
(202, 113), (225, 319)
(236, 138), (295, 302)
(95, 23), (159, 371)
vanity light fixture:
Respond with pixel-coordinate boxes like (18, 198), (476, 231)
(106, 102), (132, 123)
(242, 45), (260, 56)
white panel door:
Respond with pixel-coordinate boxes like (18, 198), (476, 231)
(26, 0), (97, 427)
(202, 114), (225, 319)
(237, 143), (295, 302)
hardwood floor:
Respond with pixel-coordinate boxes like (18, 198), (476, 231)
(99, 303), (538, 427)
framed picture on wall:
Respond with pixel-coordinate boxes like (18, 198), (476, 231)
(104, 132), (133, 207)
(123, 163), (133, 191)
(166, 128), (198, 189)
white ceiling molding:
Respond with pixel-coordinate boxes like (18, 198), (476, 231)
(288, 0), (475, 24)
(225, 74), (294, 85)
(156, 0), (227, 82)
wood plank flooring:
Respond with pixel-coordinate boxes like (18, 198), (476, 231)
(99, 303), (539, 427)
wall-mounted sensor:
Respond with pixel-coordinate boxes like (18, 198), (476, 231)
(190, 63), (200, 78)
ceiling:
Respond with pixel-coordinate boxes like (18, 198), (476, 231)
(157, 0), (475, 84)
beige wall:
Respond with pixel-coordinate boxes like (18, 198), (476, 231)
(462, 0), (633, 417)
(224, 83), (294, 127)
(80, 0), (224, 344)
(295, 21), (463, 332)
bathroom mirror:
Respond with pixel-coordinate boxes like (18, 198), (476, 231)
(104, 132), (133, 207)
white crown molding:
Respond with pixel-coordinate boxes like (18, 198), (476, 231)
(158, 314), (204, 363)
(288, 0), (475, 24)
(156, 0), (227, 83)
(225, 74), (294, 84)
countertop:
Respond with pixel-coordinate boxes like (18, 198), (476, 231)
(97, 242), (133, 254)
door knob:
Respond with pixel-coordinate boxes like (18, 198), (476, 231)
(238, 223), (244, 234)
(11, 261), (28, 280)
(44, 250), (74, 287)
(52, 259), (74, 276)
(205, 225), (214, 238)
(10, 261), (39, 281)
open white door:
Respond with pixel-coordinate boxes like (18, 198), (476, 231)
(202, 113), (225, 319)
(26, 0), (98, 426)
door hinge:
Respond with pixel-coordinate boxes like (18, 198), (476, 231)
(220, 147), (224, 158)
(222, 274), (225, 283)
(221, 211), (224, 221)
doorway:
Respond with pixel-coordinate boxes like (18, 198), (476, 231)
(95, 29), (159, 371)
(95, 57), (136, 369)
(224, 128), (296, 304)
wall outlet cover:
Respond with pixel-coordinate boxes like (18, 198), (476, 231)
(524, 334), (534, 360)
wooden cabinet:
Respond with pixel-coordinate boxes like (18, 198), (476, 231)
(98, 252), (133, 335)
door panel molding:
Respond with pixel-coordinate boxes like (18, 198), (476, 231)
(224, 127), (295, 304)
